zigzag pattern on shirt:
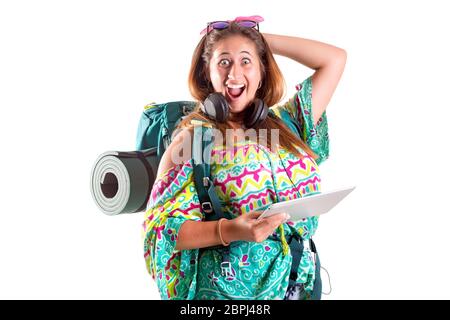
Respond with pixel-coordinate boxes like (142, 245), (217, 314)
(215, 166), (273, 189)
(290, 167), (319, 185)
(275, 172), (318, 189)
(277, 179), (321, 198)
(293, 175), (321, 194)
(219, 175), (319, 211)
(228, 189), (275, 213)
(214, 169), (320, 198)
(149, 160), (194, 208)
(211, 143), (276, 166)
(213, 159), (320, 201)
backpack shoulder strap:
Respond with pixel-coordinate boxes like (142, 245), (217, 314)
(192, 122), (227, 221)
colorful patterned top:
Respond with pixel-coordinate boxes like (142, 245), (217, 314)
(143, 76), (329, 300)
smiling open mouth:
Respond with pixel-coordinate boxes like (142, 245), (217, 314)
(226, 86), (245, 99)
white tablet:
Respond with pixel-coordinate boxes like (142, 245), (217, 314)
(258, 186), (356, 221)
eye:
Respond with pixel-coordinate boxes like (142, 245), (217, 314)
(219, 59), (230, 67)
(242, 58), (251, 65)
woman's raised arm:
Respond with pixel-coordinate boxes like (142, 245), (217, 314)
(262, 33), (346, 125)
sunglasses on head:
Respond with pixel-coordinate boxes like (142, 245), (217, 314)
(206, 20), (259, 35)
(200, 15), (264, 36)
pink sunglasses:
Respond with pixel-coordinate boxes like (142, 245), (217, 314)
(200, 15), (264, 36)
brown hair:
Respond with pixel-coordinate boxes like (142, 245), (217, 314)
(180, 22), (317, 160)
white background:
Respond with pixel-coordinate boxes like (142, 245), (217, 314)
(1, 0), (449, 299)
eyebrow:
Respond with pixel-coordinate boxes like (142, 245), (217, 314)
(219, 51), (253, 57)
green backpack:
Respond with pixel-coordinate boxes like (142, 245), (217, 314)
(136, 101), (196, 155)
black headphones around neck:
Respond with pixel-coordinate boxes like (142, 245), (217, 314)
(201, 93), (268, 128)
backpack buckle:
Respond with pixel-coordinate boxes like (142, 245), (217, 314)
(201, 202), (213, 213)
(182, 105), (190, 116)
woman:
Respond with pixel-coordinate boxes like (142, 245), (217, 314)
(143, 15), (346, 300)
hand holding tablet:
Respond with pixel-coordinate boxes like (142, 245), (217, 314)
(258, 186), (356, 221)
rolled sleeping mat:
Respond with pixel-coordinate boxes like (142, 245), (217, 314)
(90, 148), (157, 215)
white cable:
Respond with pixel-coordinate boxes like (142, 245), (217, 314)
(321, 266), (332, 295)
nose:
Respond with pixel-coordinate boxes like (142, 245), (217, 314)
(227, 64), (244, 82)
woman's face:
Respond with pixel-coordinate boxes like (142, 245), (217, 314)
(208, 35), (262, 117)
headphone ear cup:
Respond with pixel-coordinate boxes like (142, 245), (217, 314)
(244, 99), (268, 128)
(202, 93), (229, 123)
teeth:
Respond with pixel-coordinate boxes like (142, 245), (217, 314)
(226, 84), (245, 89)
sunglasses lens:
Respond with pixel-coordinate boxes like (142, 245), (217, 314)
(210, 21), (230, 30)
(238, 21), (257, 28)
(206, 20), (259, 35)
